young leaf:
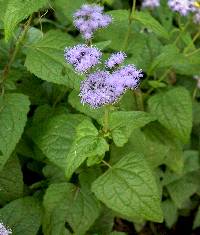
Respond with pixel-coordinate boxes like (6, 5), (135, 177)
(92, 152), (163, 222)
(64, 119), (109, 179)
(148, 87), (192, 143)
(133, 11), (169, 39)
(25, 30), (81, 89)
(0, 154), (23, 205)
(0, 197), (42, 235)
(0, 93), (30, 170)
(108, 111), (156, 147)
(43, 182), (101, 235)
(3, 0), (48, 41)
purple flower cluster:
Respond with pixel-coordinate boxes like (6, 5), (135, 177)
(142, 0), (160, 8)
(105, 52), (126, 69)
(0, 223), (12, 235)
(80, 63), (143, 108)
(64, 44), (102, 74)
(64, 4), (143, 108)
(80, 71), (122, 108)
(73, 4), (112, 40)
(168, 0), (194, 15)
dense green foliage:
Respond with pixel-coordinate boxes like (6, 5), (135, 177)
(0, 0), (200, 234)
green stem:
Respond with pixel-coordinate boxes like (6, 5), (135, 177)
(146, 69), (171, 95)
(103, 105), (110, 133)
(185, 47), (200, 57)
(102, 160), (112, 168)
(134, 89), (144, 111)
(173, 20), (190, 45)
(193, 87), (198, 100)
(121, 0), (136, 50)
(184, 29), (200, 54)
(1, 15), (33, 93)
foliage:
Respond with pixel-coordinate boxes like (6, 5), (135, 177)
(0, 0), (200, 234)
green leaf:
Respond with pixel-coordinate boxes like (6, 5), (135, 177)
(0, 93), (30, 170)
(96, 10), (130, 51)
(0, 0), (8, 22)
(64, 119), (109, 179)
(126, 33), (162, 71)
(133, 11), (169, 39)
(149, 45), (183, 74)
(53, 0), (84, 23)
(29, 114), (85, 173)
(3, 0), (48, 41)
(193, 206), (200, 229)
(148, 87), (192, 143)
(166, 172), (200, 208)
(110, 128), (169, 168)
(43, 182), (101, 235)
(162, 150), (200, 186)
(0, 197), (42, 235)
(89, 207), (114, 235)
(143, 122), (184, 173)
(162, 199), (178, 228)
(25, 30), (81, 89)
(108, 111), (155, 147)
(110, 232), (126, 235)
(30, 116), (108, 179)
(0, 154), (23, 205)
(92, 152), (163, 222)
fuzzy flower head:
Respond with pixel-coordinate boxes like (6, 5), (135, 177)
(80, 71), (124, 108)
(0, 222), (12, 235)
(142, 0), (160, 8)
(112, 65), (143, 90)
(105, 52), (126, 69)
(64, 44), (102, 74)
(73, 4), (112, 40)
(168, 0), (194, 15)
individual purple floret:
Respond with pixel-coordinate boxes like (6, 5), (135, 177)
(73, 4), (112, 40)
(105, 52), (127, 69)
(0, 222), (12, 235)
(112, 65), (143, 90)
(64, 44), (102, 74)
(80, 71), (124, 108)
(142, 0), (160, 8)
(168, 0), (194, 15)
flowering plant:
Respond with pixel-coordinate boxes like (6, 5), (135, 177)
(0, 0), (200, 234)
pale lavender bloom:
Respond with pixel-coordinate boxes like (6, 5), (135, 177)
(105, 52), (127, 69)
(80, 71), (124, 108)
(80, 65), (143, 108)
(64, 44), (102, 74)
(73, 4), (112, 39)
(193, 9), (200, 23)
(112, 65), (143, 90)
(168, 0), (194, 15)
(142, 0), (160, 8)
(0, 222), (12, 235)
